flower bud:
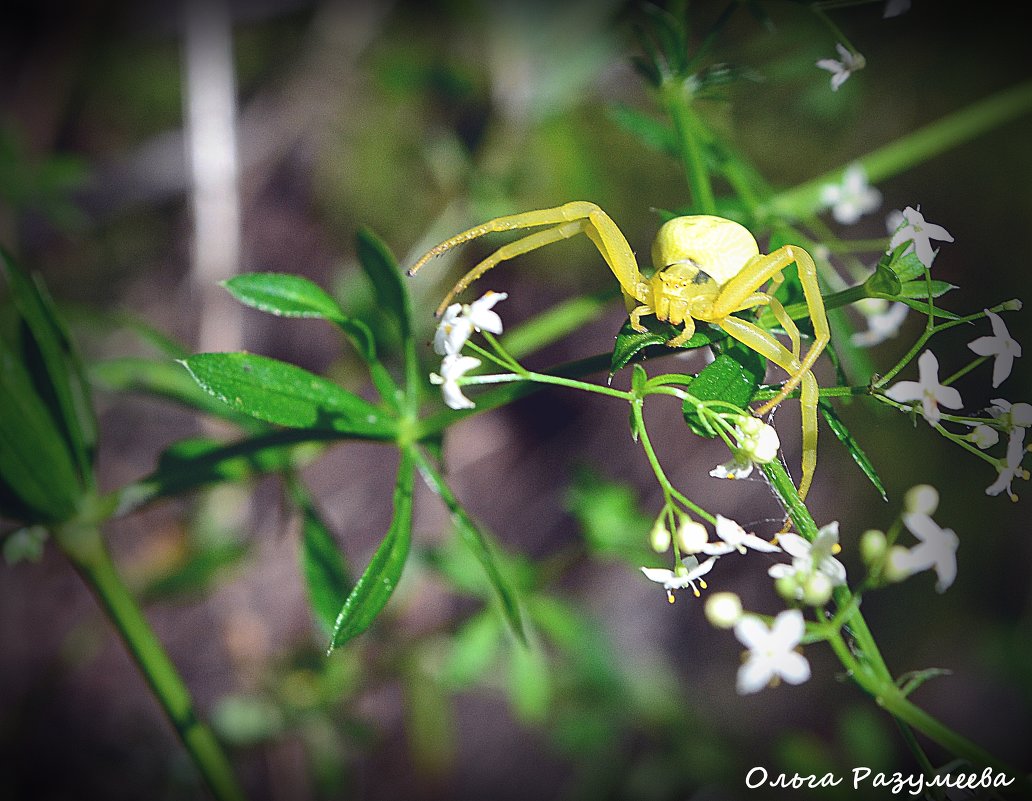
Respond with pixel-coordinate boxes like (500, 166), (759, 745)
(970, 425), (1000, 449)
(904, 484), (939, 516)
(736, 417), (780, 464)
(884, 545), (913, 583)
(802, 572), (833, 606)
(704, 592), (743, 629)
(650, 520), (671, 553)
(859, 529), (887, 565)
(774, 574), (802, 602)
(676, 518), (708, 553)
(1002, 298), (1023, 312)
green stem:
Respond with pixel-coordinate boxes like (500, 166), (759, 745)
(762, 460), (1030, 790)
(56, 522), (246, 801)
(465, 370), (633, 401)
(765, 80), (1032, 221)
(631, 399), (715, 524)
(660, 80), (717, 215)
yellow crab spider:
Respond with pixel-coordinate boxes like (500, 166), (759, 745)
(408, 201), (829, 500)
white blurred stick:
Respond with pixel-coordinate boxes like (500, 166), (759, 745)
(182, 0), (242, 352)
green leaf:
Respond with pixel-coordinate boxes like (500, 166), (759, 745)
(416, 452), (526, 644)
(356, 227), (411, 339)
(897, 279), (956, 300)
(328, 450), (415, 650)
(223, 272), (376, 362)
(864, 260), (903, 298)
(896, 298), (961, 320)
(287, 476), (351, 636)
(681, 350), (763, 437)
(223, 272), (349, 320)
(0, 337), (82, 522)
(90, 356), (266, 431)
(819, 401), (887, 501)
(1, 248), (95, 481)
(897, 667), (952, 697)
(885, 243), (926, 283)
(507, 637), (551, 724)
(610, 316), (726, 375)
(181, 352), (394, 437)
(120, 434), (318, 513)
(440, 611), (502, 689)
(607, 103), (674, 155)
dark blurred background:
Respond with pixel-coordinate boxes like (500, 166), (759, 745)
(2, 1), (1031, 799)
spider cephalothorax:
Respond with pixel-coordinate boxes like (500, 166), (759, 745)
(408, 202), (828, 499)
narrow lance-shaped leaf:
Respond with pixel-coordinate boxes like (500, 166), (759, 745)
(0, 338), (82, 523)
(181, 352), (395, 438)
(356, 227), (411, 339)
(1, 248), (96, 482)
(119, 433), (321, 515)
(329, 449), (415, 651)
(286, 475), (351, 636)
(90, 356), (266, 432)
(223, 272), (377, 363)
(819, 401), (888, 501)
(416, 451), (526, 644)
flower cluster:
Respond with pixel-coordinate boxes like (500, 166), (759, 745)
(429, 291), (508, 410)
(883, 305), (1029, 498)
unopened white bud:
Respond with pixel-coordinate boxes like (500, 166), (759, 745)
(1003, 298), (1023, 311)
(774, 574), (803, 602)
(676, 518), (709, 553)
(970, 425), (1000, 449)
(802, 572), (833, 606)
(904, 484), (939, 516)
(704, 592), (743, 629)
(859, 529), (887, 565)
(650, 520), (671, 553)
(884, 545), (913, 583)
(736, 417), (780, 464)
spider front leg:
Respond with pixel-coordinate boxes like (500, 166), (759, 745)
(710, 245), (829, 500)
(720, 315), (819, 501)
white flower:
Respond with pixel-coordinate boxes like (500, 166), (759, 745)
(432, 291), (508, 356)
(767, 522), (848, 589)
(702, 515), (781, 556)
(816, 43), (866, 91)
(884, 350), (963, 424)
(986, 428), (1029, 502)
(734, 609), (811, 694)
(710, 455), (754, 480)
(989, 398), (1032, 429)
(851, 299), (909, 348)
(891, 513), (960, 592)
(429, 354), (481, 410)
(970, 425), (999, 449)
(641, 555), (718, 603)
(820, 164), (882, 225)
(968, 310), (1022, 388)
(711, 418), (780, 480)
(889, 206), (954, 269)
